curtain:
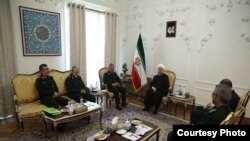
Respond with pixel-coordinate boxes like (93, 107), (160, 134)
(68, 3), (87, 82)
(0, 0), (17, 118)
(104, 12), (117, 67)
(85, 11), (105, 87)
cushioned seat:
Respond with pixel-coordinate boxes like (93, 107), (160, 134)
(17, 100), (47, 118)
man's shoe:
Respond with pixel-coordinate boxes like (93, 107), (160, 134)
(142, 107), (150, 111)
(116, 105), (123, 110)
(84, 116), (91, 123)
(122, 103), (128, 107)
(153, 110), (158, 114)
(58, 123), (66, 132)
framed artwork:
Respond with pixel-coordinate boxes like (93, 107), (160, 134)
(19, 6), (61, 56)
(166, 21), (176, 37)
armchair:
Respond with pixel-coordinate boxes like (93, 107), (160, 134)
(98, 67), (115, 108)
(162, 68), (176, 111)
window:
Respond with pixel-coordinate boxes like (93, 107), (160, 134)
(86, 10), (105, 88)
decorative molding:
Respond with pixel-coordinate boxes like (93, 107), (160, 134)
(195, 79), (250, 90)
(195, 87), (214, 92)
(35, 0), (63, 6)
(176, 77), (189, 81)
(193, 87), (213, 105)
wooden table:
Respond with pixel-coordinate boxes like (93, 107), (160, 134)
(168, 95), (195, 119)
(84, 119), (161, 141)
(43, 102), (103, 141)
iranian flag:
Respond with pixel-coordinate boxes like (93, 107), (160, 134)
(132, 34), (147, 91)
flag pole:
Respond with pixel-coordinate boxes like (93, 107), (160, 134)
(139, 25), (142, 34)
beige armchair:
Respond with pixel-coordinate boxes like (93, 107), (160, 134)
(98, 67), (115, 108)
(220, 112), (234, 125)
(162, 69), (176, 111)
(220, 105), (246, 125)
(235, 90), (250, 124)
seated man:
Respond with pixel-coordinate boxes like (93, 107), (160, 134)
(65, 66), (95, 103)
(167, 83), (233, 140)
(190, 79), (239, 124)
(103, 64), (127, 110)
(143, 64), (169, 114)
(36, 64), (69, 108)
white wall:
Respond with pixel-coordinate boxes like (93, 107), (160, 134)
(116, 0), (250, 117)
(10, 0), (68, 73)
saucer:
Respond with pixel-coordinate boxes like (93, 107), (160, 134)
(94, 133), (107, 140)
(116, 129), (127, 135)
(131, 120), (142, 126)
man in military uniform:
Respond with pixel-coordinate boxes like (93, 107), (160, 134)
(190, 79), (239, 124)
(66, 66), (95, 103)
(36, 64), (69, 108)
(167, 83), (233, 140)
(103, 64), (127, 110)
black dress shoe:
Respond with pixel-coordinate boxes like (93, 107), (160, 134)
(58, 123), (66, 132)
(122, 103), (128, 107)
(142, 107), (150, 111)
(116, 105), (123, 110)
(84, 116), (91, 123)
(153, 110), (158, 114)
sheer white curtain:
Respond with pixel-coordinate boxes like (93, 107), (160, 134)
(68, 3), (87, 82)
(86, 10), (105, 88)
(0, 0), (16, 118)
(104, 12), (117, 66)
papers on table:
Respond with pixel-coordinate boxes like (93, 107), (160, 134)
(122, 132), (141, 141)
(135, 124), (153, 135)
(83, 101), (96, 107)
(121, 124), (153, 140)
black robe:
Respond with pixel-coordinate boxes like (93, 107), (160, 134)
(144, 73), (169, 110)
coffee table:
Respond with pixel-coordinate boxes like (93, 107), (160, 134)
(43, 102), (103, 141)
(84, 119), (161, 141)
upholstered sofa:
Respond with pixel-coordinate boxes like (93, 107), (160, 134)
(11, 70), (74, 130)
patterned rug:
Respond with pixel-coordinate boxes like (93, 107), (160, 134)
(12, 104), (188, 141)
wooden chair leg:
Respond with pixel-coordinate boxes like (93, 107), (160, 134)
(16, 116), (20, 128)
(106, 96), (109, 108)
(20, 118), (24, 131)
(109, 98), (112, 107)
(238, 112), (246, 125)
(42, 117), (48, 137)
(164, 103), (168, 112)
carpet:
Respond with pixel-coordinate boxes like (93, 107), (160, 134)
(12, 104), (188, 141)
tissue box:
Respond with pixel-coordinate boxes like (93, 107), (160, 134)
(73, 105), (88, 114)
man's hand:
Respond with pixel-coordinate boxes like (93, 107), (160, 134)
(81, 89), (86, 94)
(206, 102), (213, 109)
(152, 86), (157, 92)
(53, 92), (59, 98)
(112, 82), (119, 87)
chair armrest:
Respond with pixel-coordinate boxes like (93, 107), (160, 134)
(85, 87), (90, 94)
(13, 95), (20, 112)
(101, 82), (107, 90)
